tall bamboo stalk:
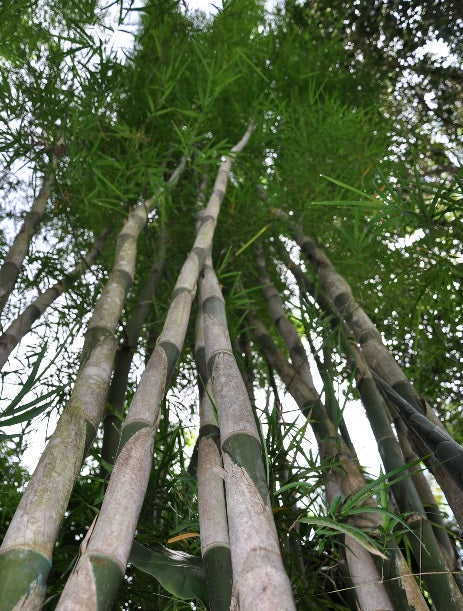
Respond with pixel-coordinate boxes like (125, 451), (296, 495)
(100, 224), (168, 471)
(0, 227), (110, 370)
(0, 153), (59, 316)
(273, 213), (463, 524)
(200, 257), (295, 610)
(288, 250), (463, 580)
(55, 125), (253, 609)
(195, 309), (233, 611)
(0, 160), (186, 610)
(351, 345), (463, 604)
(249, 312), (427, 611)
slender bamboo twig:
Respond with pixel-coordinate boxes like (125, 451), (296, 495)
(0, 226), (111, 370)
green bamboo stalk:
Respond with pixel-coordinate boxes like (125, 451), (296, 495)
(0, 226), (111, 371)
(274, 217), (463, 526)
(0, 155), (58, 317)
(354, 355), (463, 607)
(100, 224), (168, 471)
(393, 413), (463, 575)
(200, 257), (295, 610)
(287, 251), (463, 585)
(0, 160), (186, 610)
(55, 125), (253, 609)
(195, 309), (233, 611)
(250, 315), (427, 611)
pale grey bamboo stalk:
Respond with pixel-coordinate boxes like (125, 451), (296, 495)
(200, 257), (295, 611)
(0, 154), (58, 316)
(249, 315), (429, 611)
(56, 125), (253, 609)
(252, 252), (395, 610)
(0, 159), (186, 610)
(195, 309), (233, 611)
(0, 227), (111, 371)
(273, 210), (463, 525)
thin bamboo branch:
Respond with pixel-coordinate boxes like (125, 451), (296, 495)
(0, 226), (111, 371)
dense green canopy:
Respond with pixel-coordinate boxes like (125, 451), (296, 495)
(0, 1), (462, 608)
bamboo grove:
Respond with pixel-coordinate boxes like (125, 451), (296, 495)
(0, 1), (462, 609)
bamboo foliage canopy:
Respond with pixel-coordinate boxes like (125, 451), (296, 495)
(0, 1), (462, 609)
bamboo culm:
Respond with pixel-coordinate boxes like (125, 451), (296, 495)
(0, 160), (186, 610)
(56, 125), (253, 609)
(200, 257), (295, 610)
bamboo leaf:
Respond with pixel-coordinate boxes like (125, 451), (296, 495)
(234, 225), (270, 258)
(320, 174), (374, 200)
(235, 48), (269, 82)
(308, 200), (381, 208)
(1, 343), (47, 416)
(129, 541), (208, 602)
(1, 388), (61, 419)
(0, 402), (53, 426)
(299, 515), (388, 559)
(167, 532), (200, 544)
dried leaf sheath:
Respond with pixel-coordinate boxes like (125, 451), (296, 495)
(56, 126), (253, 609)
(0, 162), (186, 608)
(200, 257), (295, 611)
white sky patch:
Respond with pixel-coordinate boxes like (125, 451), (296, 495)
(388, 228), (425, 251)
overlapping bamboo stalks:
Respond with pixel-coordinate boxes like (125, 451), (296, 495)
(0, 145), (61, 317)
(0, 159), (186, 608)
(282, 248), (463, 582)
(200, 255), (295, 610)
(0, 226), (111, 370)
(195, 309), (233, 611)
(272, 208), (463, 528)
(56, 125), (259, 609)
(250, 246), (435, 610)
